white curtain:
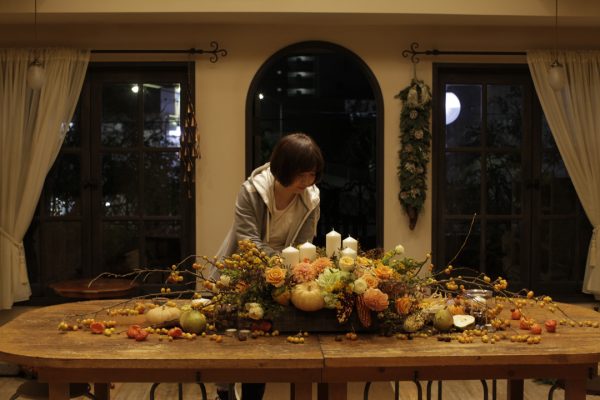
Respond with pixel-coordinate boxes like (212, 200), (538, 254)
(0, 48), (89, 309)
(527, 50), (600, 298)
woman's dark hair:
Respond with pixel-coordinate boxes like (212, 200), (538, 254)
(269, 132), (324, 187)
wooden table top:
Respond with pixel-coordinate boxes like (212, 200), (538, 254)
(1, 300), (599, 376)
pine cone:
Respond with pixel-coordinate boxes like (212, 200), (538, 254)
(356, 295), (372, 328)
(336, 292), (355, 324)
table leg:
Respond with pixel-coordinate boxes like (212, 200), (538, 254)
(317, 383), (328, 400)
(48, 382), (69, 400)
(506, 379), (523, 400)
(564, 378), (586, 400)
(94, 382), (111, 400)
(292, 382), (312, 400)
(326, 383), (346, 400)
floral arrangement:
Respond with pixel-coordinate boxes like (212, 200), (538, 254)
(395, 79), (432, 230)
(192, 239), (519, 335)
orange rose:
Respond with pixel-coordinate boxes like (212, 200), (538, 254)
(395, 295), (414, 315)
(363, 288), (389, 312)
(265, 266), (286, 288)
(374, 264), (394, 280)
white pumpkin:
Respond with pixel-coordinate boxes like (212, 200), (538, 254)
(291, 281), (325, 312)
(146, 305), (181, 325)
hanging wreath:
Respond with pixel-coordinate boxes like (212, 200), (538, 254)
(395, 79), (432, 230)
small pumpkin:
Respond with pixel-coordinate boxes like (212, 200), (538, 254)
(179, 309), (207, 334)
(272, 286), (291, 306)
(146, 305), (181, 325)
(291, 281), (325, 312)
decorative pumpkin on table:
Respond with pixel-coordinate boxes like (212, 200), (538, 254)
(145, 302), (181, 326)
(291, 281), (325, 312)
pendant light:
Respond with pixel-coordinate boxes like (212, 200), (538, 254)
(26, 0), (45, 90)
(548, 0), (566, 91)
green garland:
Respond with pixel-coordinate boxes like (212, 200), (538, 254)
(395, 79), (432, 230)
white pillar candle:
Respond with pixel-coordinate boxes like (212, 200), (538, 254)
(298, 241), (317, 262)
(326, 229), (342, 258)
(342, 236), (358, 252)
(340, 246), (357, 260)
(281, 246), (300, 268)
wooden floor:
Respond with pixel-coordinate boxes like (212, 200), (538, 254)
(1, 305), (598, 399)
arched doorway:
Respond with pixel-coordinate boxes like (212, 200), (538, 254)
(246, 41), (383, 249)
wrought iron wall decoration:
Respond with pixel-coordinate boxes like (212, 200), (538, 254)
(401, 42), (524, 64)
(91, 41), (228, 63)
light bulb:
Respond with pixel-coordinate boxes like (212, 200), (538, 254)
(26, 59), (46, 90)
(548, 60), (566, 91)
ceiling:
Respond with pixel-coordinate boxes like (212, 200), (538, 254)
(1, 0), (600, 28)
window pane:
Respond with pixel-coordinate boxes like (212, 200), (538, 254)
(541, 153), (577, 214)
(445, 84), (481, 147)
(443, 219), (481, 271)
(143, 83), (181, 147)
(445, 152), (481, 214)
(102, 221), (140, 274)
(42, 221), (82, 281)
(45, 154), (81, 216)
(487, 85), (523, 148)
(63, 105), (81, 147)
(486, 153), (522, 215)
(539, 219), (577, 281)
(485, 220), (522, 287)
(101, 84), (138, 147)
(144, 152), (180, 216)
(146, 221), (182, 266)
(102, 153), (139, 216)
(541, 116), (558, 150)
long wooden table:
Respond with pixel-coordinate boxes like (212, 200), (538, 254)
(0, 301), (599, 400)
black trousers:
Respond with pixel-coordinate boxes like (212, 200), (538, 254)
(217, 383), (265, 400)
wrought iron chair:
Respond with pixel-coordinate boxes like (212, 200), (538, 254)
(149, 382), (209, 400)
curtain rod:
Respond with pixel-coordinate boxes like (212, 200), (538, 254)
(91, 41), (227, 63)
(402, 42), (525, 64)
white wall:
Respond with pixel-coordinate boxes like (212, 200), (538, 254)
(3, 20), (600, 261)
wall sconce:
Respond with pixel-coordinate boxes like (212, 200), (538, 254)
(548, 0), (566, 91)
(26, 0), (45, 90)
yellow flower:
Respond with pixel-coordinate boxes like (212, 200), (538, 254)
(362, 273), (380, 288)
(338, 256), (355, 272)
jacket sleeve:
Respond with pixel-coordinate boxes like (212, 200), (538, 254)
(294, 204), (321, 245)
(233, 183), (278, 256)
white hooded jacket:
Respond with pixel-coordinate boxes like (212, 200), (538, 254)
(215, 163), (320, 261)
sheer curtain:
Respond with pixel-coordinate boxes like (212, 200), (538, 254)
(527, 50), (600, 298)
(0, 48), (89, 309)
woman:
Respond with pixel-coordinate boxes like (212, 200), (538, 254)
(215, 132), (324, 400)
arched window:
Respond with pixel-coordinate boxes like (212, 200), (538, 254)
(246, 41), (383, 249)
